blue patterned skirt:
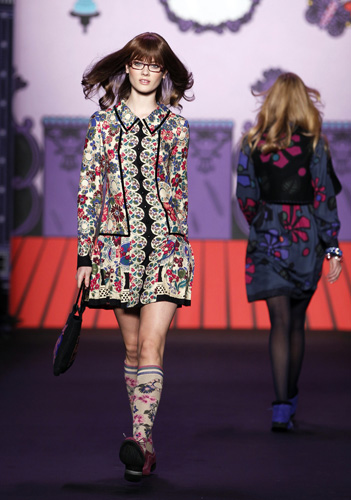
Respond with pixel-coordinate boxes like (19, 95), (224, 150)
(245, 202), (325, 302)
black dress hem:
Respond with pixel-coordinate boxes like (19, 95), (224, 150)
(85, 295), (191, 310)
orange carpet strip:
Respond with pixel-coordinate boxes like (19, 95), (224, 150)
(10, 237), (351, 331)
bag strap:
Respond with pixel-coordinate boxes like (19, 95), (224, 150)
(74, 283), (86, 318)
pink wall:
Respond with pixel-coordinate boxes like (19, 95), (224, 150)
(12, 1), (351, 240)
(14, 0), (351, 142)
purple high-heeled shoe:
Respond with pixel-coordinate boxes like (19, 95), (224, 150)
(289, 393), (299, 418)
(271, 402), (293, 432)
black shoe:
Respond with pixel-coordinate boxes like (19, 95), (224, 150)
(119, 437), (145, 482)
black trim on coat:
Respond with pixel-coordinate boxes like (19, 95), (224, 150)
(154, 130), (186, 238)
(114, 106), (139, 132)
(142, 109), (170, 135)
(115, 127), (130, 236)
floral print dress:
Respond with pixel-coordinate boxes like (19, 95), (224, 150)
(77, 101), (194, 309)
(236, 131), (341, 302)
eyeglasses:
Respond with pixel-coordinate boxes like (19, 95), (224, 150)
(129, 60), (163, 73)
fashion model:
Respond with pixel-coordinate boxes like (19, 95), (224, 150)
(236, 72), (342, 431)
(76, 32), (195, 480)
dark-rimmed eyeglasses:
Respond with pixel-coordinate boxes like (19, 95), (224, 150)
(129, 61), (163, 73)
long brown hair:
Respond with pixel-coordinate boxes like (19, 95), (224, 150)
(245, 73), (323, 153)
(82, 32), (194, 110)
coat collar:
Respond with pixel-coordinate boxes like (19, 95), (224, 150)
(115, 100), (170, 134)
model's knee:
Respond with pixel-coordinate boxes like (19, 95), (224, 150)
(271, 316), (290, 333)
(138, 338), (164, 366)
(125, 344), (138, 366)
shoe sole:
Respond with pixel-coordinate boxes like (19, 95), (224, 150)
(119, 440), (145, 482)
(271, 422), (293, 432)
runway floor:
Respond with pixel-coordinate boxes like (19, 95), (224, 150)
(0, 328), (350, 500)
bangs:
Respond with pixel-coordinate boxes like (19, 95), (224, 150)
(130, 48), (164, 66)
(129, 36), (165, 66)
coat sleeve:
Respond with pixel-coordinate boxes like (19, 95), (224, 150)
(77, 112), (105, 267)
(236, 143), (260, 226)
(310, 138), (341, 250)
(170, 119), (190, 237)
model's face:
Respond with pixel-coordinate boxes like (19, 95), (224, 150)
(126, 60), (165, 96)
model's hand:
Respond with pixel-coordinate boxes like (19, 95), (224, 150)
(327, 257), (342, 284)
(75, 266), (92, 289)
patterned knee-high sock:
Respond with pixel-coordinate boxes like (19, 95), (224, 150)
(133, 365), (164, 454)
(124, 363), (138, 414)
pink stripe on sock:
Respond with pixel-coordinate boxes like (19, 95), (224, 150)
(138, 365), (164, 377)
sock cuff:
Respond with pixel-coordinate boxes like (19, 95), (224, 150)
(138, 365), (164, 378)
(124, 363), (138, 375)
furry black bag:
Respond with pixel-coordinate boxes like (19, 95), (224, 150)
(53, 283), (86, 376)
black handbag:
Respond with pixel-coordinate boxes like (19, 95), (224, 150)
(53, 283), (86, 376)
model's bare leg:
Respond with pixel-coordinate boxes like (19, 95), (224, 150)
(133, 302), (177, 451)
(116, 302), (177, 479)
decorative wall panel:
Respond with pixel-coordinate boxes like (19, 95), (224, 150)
(323, 122), (351, 240)
(13, 116), (43, 236)
(43, 117), (88, 236)
(188, 121), (233, 239)
(42, 118), (233, 239)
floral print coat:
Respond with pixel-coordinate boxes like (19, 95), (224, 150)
(77, 101), (194, 308)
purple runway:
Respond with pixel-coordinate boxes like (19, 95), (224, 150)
(1, 329), (350, 500)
